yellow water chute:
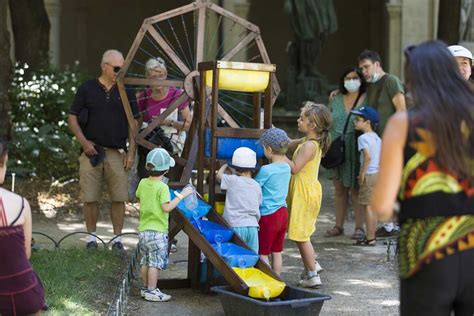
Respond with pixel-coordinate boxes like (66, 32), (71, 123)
(233, 267), (286, 299)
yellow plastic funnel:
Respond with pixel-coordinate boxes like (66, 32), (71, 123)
(233, 267), (286, 299)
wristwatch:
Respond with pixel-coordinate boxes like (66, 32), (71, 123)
(175, 192), (184, 200)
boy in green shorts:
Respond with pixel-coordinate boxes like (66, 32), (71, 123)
(136, 148), (192, 302)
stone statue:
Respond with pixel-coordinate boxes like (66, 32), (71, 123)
(284, 0), (337, 110)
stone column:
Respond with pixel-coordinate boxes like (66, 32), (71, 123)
(386, 0), (402, 78)
(44, 0), (61, 66)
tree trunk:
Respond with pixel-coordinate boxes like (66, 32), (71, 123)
(9, 0), (50, 71)
(0, 0), (13, 139)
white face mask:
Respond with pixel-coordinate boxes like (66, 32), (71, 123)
(344, 79), (361, 92)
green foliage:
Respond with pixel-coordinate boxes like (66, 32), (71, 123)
(8, 62), (87, 179)
(30, 248), (125, 314)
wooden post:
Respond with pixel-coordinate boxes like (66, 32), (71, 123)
(253, 92), (261, 128)
(209, 63), (219, 207)
(263, 73), (273, 129)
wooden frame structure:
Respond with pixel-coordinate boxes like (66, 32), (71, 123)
(116, 0), (280, 187)
(162, 60), (279, 293)
(197, 60), (275, 205)
(115, 0), (284, 295)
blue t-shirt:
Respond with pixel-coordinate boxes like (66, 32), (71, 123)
(254, 162), (291, 216)
(357, 132), (381, 175)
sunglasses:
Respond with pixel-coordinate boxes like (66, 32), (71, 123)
(105, 62), (121, 73)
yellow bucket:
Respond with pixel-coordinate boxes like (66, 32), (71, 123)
(233, 267), (286, 299)
(205, 68), (270, 92)
(203, 193), (225, 215)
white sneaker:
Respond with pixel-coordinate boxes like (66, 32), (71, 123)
(144, 289), (172, 302)
(316, 261), (324, 273)
(300, 262), (323, 280)
(299, 274), (322, 288)
(140, 287), (146, 298)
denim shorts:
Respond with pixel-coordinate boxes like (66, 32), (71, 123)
(139, 230), (169, 269)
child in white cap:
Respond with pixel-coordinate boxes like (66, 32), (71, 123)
(136, 148), (192, 302)
(448, 45), (472, 80)
(217, 147), (262, 253)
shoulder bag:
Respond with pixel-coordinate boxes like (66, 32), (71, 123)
(321, 93), (362, 169)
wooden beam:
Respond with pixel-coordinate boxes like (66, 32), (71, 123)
(123, 78), (184, 88)
(147, 25), (191, 75)
(215, 127), (264, 139)
(120, 21), (149, 80)
(116, 79), (138, 136)
(255, 35), (281, 100)
(220, 32), (258, 61)
(253, 92), (261, 128)
(264, 73), (273, 128)
(195, 5), (206, 65)
(197, 69), (207, 195)
(209, 67), (219, 207)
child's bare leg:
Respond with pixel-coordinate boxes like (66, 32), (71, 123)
(147, 267), (159, 290)
(297, 241), (316, 271)
(271, 252), (283, 275)
(140, 266), (148, 288)
(365, 205), (377, 240)
(260, 254), (270, 266)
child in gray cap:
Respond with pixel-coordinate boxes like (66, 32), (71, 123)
(254, 128), (292, 275)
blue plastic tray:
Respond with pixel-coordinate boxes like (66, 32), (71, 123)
(170, 190), (211, 220)
(204, 128), (264, 159)
(192, 219), (234, 244)
(212, 242), (259, 268)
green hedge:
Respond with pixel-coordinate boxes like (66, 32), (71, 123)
(8, 63), (87, 180)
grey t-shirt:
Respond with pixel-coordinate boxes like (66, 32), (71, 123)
(357, 132), (381, 175)
(221, 174), (262, 228)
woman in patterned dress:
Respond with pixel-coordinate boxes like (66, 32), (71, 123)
(372, 41), (474, 315)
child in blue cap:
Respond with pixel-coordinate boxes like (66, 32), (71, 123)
(136, 148), (192, 302)
(255, 128), (292, 275)
(351, 106), (381, 246)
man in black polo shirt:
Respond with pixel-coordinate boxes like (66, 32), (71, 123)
(68, 49), (139, 250)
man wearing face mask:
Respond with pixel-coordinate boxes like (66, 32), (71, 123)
(357, 50), (405, 239)
(448, 45), (472, 81)
(358, 50), (406, 135)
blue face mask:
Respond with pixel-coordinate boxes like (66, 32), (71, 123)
(344, 79), (361, 92)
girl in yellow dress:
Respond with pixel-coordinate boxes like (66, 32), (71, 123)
(285, 102), (331, 288)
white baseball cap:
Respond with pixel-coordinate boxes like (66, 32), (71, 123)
(229, 147), (257, 171)
(448, 45), (473, 62)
